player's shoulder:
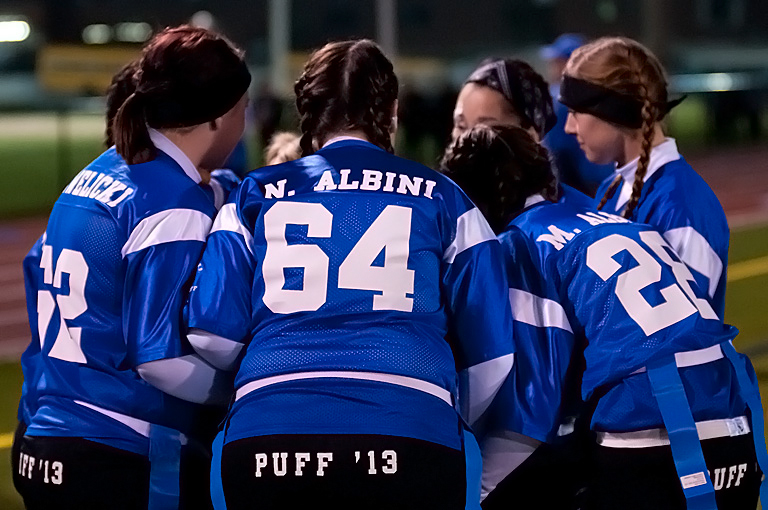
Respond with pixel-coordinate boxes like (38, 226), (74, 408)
(512, 200), (642, 254)
(643, 156), (726, 227)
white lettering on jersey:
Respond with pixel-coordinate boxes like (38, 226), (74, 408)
(310, 169), (436, 199)
(264, 179), (287, 199)
(62, 170), (136, 208)
(537, 225), (576, 250)
(576, 211), (630, 226)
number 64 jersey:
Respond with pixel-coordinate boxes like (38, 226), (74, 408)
(491, 198), (745, 442)
(187, 138), (514, 449)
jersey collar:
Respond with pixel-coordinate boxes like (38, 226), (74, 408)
(320, 136), (385, 151)
(612, 137), (681, 212)
(524, 194), (546, 208)
(148, 128), (203, 184)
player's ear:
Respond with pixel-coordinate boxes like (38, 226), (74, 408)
(209, 119), (219, 131)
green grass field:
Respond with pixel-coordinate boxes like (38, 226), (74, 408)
(0, 112), (767, 508)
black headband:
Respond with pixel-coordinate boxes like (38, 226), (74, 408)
(141, 62), (251, 128)
(465, 59), (557, 139)
(559, 75), (685, 129)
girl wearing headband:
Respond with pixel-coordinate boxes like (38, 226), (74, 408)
(561, 36), (729, 318)
(442, 124), (763, 510)
(16, 25), (250, 509)
(450, 57), (592, 208)
(187, 39), (514, 509)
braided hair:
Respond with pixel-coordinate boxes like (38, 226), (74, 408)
(440, 124), (558, 234)
(294, 39), (399, 156)
(565, 37), (669, 218)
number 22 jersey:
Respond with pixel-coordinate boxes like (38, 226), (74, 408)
(187, 138), (515, 449)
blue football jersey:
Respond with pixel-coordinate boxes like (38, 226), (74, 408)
(18, 234), (45, 425)
(207, 168), (241, 210)
(187, 138), (515, 450)
(23, 145), (218, 455)
(594, 139), (729, 318)
(489, 198), (744, 441)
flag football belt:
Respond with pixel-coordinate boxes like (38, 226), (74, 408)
(646, 341), (768, 510)
(75, 400), (184, 510)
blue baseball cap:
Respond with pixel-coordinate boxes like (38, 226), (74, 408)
(540, 33), (586, 60)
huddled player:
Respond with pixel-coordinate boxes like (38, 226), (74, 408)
(185, 39), (514, 509)
(450, 57), (592, 207)
(442, 123), (765, 510)
(562, 36), (729, 317)
(15, 25), (250, 510)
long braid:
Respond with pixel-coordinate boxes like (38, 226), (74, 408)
(596, 174), (623, 210)
(623, 47), (656, 219)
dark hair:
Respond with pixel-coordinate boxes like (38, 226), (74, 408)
(105, 60), (139, 148)
(464, 58), (557, 139)
(441, 124), (558, 234)
(113, 25), (251, 165)
(294, 39), (399, 156)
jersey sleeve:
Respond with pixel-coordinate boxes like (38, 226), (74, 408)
(186, 179), (260, 344)
(642, 174), (729, 318)
(122, 208), (213, 366)
(487, 229), (578, 443)
(441, 201), (515, 426)
(19, 233), (46, 422)
(209, 169), (242, 211)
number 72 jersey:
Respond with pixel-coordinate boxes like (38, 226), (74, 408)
(493, 201), (743, 441)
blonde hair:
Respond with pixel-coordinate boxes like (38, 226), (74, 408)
(265, 131), (301, 165)
(565, 37), (668, 218)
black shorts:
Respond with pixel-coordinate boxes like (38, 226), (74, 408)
(14, 434), (213, 510)
(481, 430), (591, 510)
(586, 433), (761, 510)
(219, 433), (470, 510)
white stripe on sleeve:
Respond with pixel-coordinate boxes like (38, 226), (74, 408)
(443, 207), (497, 264)
(508, 289), (573, 333)
(663, 226), (723, 298)
(122, 209), (212, 257)
(464, 353), (515, 425)
(211, 203), (253, 254)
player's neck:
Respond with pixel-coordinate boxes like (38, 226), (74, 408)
(318, 129), (370, 148)
(617, 124), (666, 167)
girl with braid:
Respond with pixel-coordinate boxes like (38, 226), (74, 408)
(187, 39), (515, 509)
(442, 124), (765, 510)
(561, 36), (730, 319)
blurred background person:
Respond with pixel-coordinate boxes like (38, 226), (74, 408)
(263, 131), (301, 165)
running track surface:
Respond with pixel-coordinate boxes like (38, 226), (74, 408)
(1, 146), (768, 358)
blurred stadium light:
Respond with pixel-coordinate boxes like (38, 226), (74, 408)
(0, 19), (30, 43)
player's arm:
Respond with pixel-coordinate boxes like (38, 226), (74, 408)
(122, 207), (231, 405)
(441, 205), (515, 426)
(186, 183), (260, 367)
(480, 232), (576, 496)
(22, 233), (46, 346)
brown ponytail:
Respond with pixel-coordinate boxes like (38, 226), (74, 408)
(113, 91), (154, 165)
(113, 25), (250, 165)
(295, 39), (398, 156)
(565, 37), (668, 218)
